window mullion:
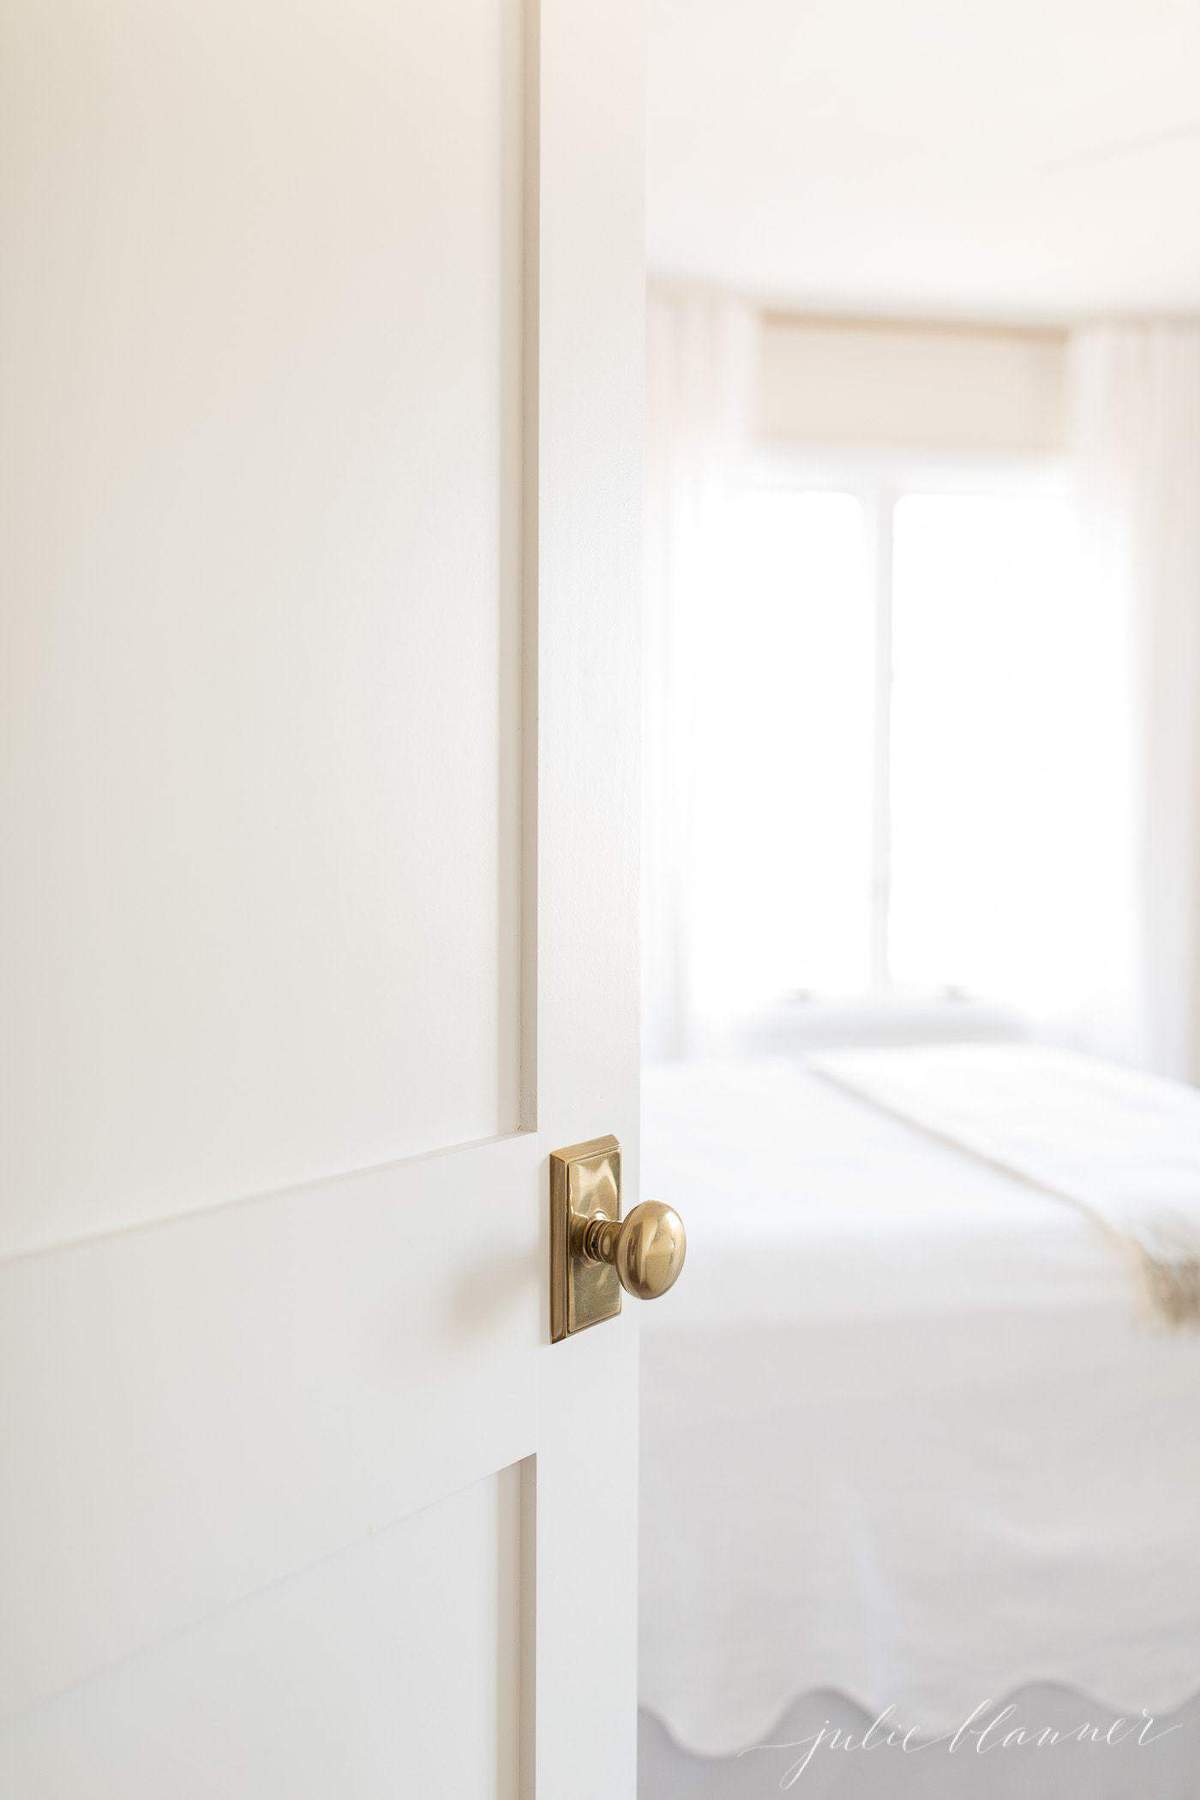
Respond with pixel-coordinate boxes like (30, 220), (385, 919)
(869, 488), (896, 993)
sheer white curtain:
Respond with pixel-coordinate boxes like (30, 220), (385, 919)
(643, 287), (757, 1061)
(1071, 323), (1200, 1083)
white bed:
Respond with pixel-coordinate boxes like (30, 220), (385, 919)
(638, 1055), (1200, 1798)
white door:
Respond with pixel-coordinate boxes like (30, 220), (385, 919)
(0, 0), (643, 1793)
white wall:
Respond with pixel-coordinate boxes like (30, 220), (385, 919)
(760, 314), (1067, 453)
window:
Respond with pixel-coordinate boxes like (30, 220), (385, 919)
(686, 456), (1099, 1025)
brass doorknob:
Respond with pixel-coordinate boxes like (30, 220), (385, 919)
(578, 1201), (687, 1300)
(549, 1136), (686, 1340)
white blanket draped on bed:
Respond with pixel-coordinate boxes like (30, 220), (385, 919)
(639, 1057), (1200, 1761)
(814, 1045), (1200, 1325)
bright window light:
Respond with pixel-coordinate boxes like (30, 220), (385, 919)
(688, 490), (874, 1013)
(888, 492), (1088, 1009)
(682, 468), (1110, 1027)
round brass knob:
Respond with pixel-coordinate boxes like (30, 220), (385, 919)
(579, 1201), (687, 1301)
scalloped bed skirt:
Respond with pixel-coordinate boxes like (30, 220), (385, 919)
(639, 1058), (1200, 1781)
(639, 1684), (1200, 1798)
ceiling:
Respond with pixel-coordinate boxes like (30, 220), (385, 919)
(647, 0), (1200, 321)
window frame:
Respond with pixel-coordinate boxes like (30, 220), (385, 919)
(743, 444), (1072, 1000)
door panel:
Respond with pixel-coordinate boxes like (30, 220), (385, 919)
(0, 1137), (538, 1717)
(1, 1466), (527, 1800)
(0, 0), (643, 1792)
(0, 0), (524, 1257)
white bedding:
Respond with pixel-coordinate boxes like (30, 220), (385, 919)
(816, 1044), (1200, 1323)
(639, 1057), (1200, 1760)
